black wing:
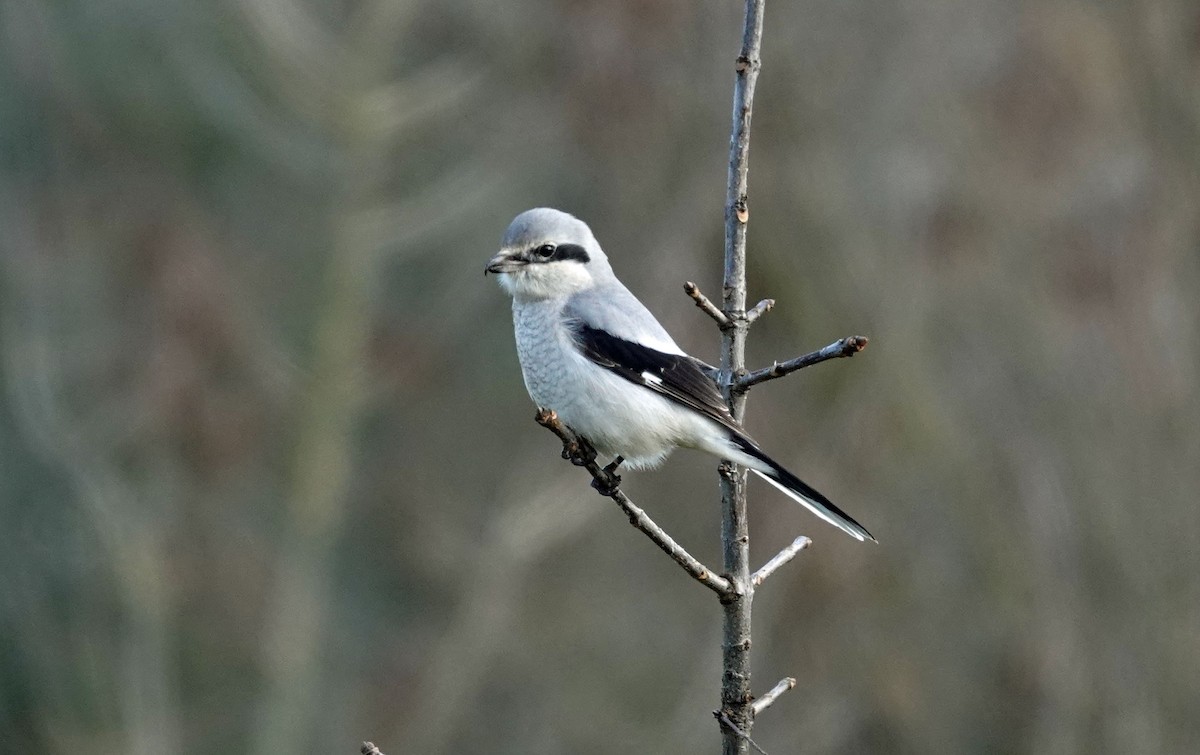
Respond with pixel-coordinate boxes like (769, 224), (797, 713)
(569, 322), (741, 434)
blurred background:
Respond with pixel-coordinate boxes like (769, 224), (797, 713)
(1, 0), (1198, 752)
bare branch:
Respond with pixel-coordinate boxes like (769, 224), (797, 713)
(751, 536), (810, 587)
(737, 335), (869, 390)
(612, 486), (736, 597)
(751, 677), (797, 716)
(745, 298), (774, 325)
(719, 1), (766, 751)
(535, 411), (735, 598)
(684, 281), (731, 328)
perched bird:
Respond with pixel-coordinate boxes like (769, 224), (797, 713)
(486, 208), (874, 543)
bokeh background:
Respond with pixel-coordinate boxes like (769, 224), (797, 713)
(2, 0), (1198, 752)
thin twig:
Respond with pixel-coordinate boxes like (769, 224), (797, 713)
(612, 487), (736, 598)
(714, 711), (769, 755)
(534, 410), (735, 597)
(751, 677), (796, 716)
(684, 281), (731, 328)
(737, 335), (869, 390)
(745, 298), (774, 325)
(361, 742), (384, 755)
(751, 536), (810, 588)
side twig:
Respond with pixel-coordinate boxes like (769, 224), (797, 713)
(751, 536), (810, 588)
(684, 281), (731, 328)
(534, 410), (735, 598)
(738, 335), (868, 390)
(751, 677), (797, 716)
(745, 298), (774, 324)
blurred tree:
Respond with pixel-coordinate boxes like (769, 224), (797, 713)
(1, 0), (1198, 753)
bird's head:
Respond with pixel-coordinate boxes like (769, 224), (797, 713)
(486, 208), (612, 300)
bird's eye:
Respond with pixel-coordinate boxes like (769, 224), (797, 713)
(534, 244), (557, 259)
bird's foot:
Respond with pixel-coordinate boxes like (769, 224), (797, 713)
(561, 441), (580, 464)
(591, 471), (622, 497)
(564, 436), (598, 467)
(589, 455), (624, 496)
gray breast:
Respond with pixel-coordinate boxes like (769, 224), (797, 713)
(512, 299), (571, 410)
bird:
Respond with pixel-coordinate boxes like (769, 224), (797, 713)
(485, 208), (874, 543)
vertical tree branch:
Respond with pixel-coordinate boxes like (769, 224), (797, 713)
(719, 1), (766, 753)
(252, 41), (373, 755)
(253, 202), (373, 755)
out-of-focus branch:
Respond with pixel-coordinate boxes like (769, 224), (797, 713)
(2, 215), (183, 755)
(253, 216), (373, 755)
(737, 336), (868, 390)
(535, 410), (735, 598)
(751, 536), (810, 588)
(391, 468), (601, 751)
(751, 677), (797, 716)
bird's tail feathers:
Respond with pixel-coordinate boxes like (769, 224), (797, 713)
(715, 435), (876, 543)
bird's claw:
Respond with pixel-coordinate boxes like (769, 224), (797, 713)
(566, 445), (590, 466)
(591, 473), (622, 497)
(562, 436), (598, 466)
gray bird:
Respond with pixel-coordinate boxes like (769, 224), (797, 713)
(486, 207), (874, 543)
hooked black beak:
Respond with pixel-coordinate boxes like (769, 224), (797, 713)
(485, 251), (523, 276)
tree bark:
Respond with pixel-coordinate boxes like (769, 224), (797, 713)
(718, 1), (766, 753)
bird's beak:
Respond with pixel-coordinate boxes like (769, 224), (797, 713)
(485, 250), (523, 276)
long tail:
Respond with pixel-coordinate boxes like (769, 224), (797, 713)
(715, 434), (876, 543)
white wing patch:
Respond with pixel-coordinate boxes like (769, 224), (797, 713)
(641, 370), (664, 385)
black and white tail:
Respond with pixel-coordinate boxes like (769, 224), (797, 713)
(723, 435), (876, 543)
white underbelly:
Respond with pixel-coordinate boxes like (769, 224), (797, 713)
(512, 301), (711, 468)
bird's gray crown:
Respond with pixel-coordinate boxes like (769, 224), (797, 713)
(502, 208), (608, 266)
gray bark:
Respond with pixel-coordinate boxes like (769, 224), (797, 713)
(718, 2), (766, 753)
